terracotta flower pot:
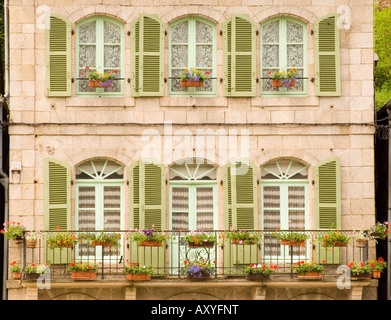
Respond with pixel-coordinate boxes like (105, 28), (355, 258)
(356, 239), (367, 248)
(138, 240), (162, 247)
(322, 241), (347, 247)
(298, 272), (322, 279)
(27, 240), (37, 248)
(271, 80), (295, 88)
(88, 80), (113, 88)
(126, 273), (151, 281)
(12, 272), (21, 280)
(281, 239), (305, 246)
(71, 271), (97, 280)
(91, 241), (112, 246)
(188, 241), (214, 248)
(372, 270), (382, 279)
(13, 236), (23, 244)
(180, 80), (204, 87)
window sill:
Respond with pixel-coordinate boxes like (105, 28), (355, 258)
(65, 96), (135, 108)
(251, 96), (319, 108)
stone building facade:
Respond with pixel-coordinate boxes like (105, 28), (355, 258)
(4, 0), (378, 300)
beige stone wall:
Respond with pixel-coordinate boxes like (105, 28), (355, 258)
(6, 0), (376, 281)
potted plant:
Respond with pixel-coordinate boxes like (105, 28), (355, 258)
(124, 262), (153, 281)
(83, 231), (121, 246)
(368, 257), (387, 279)
(291, 261), (324, 279)
(368, 221), (391, 240)
(183, 258), (215, 280)
(245, 264), (277, 280)
(128, 227), (169, 247)
(67, 261), (98, 280)
(1, 221), (26, 243)
(268, 68), (298, 88)
(81, 67), (116, 88)
(10, 261), (21, 280)
(48, 227), (79, 249)
(222, 227), (261, 245)
(182, 231), (217, 248)
(24, 263), (49, 280)
(271, 227), (308, 246)
(347, 262), (372, 280)
(318, 229), (350, 247)
(26, 231), (40, 248)
(179, 68), (210, 87)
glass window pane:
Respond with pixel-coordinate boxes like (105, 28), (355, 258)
(196, 20), (213, 43)
(262, 20), (279, 43)
(171, 187), (189, 231)
(79, 21), (96, 44)
(287, 21), (303, 43)
(104, 45), (121, 68)
(104, 21), (121, 43)
(171, 45), (188, 68)
(171, 21), (188, 43)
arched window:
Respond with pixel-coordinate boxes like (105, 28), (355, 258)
(261, 159), (309, 258)
(260, 17), (307, 95)
(75, 159), (124, 259)
(169, 17), (216, 96)
(76, 16), (124, 96)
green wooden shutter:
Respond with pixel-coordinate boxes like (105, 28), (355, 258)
(314, 14), (341, 96)
(44, 158), (71, 264)
(223, 15), (256, 97)
(129, 159), (166, 274)
(131, 15), (165, 97)
(223, 160), (258, 271)
(315, 157), (342, 264)
(46, 14), (71, 97)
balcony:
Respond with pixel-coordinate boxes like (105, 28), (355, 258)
(14, 229), (372, 281)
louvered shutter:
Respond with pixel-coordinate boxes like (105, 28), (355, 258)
(223, 15), (256, 97)
(131, 15), (165, 97)
(223, 161), (258, 270)
(315, 157), (342, 264)
(46, 14), (71, 96)
(129, 159), (166, 274)
(314, 14), (341, 96)
(44, 158), (71, 264)
(130, 159), (166, 230)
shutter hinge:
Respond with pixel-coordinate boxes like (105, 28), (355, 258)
(219, 30), (223, 35)
(220, 180), (223, 185)
(311, 29), (314, 35)
(312, 180), (315, 185)
(165, 30), (168, 36)
(71, 30), (74, 35)
(127, 31), (131, 36)
(256, 30), (259, 35)
(71, 180), (74, 185)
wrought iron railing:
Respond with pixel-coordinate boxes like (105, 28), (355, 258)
(15, 229), (370, 280)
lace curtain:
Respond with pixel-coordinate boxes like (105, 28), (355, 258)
(170, 19), (214, 93)
(78, 19), (122, 93)
(262, 19), (305, 92)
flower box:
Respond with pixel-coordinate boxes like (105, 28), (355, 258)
(24, 273), (40, 280)
(351, 273), (371, 280)
(186, 274), (212, 280)
(71, 271), (97, 280)
(281, 239), (305, 246)
(246, 273), (270, 281)
(138, 240), (162, 247)
(88, 80), (112, 88)
(297, 272), (323, 279)
(231, 238), (255, 245)
(180, 80), (204, 87)
(322, 241), (347, 247)
(188, 241), (214, 248)
(271, 80), (295, 88)
(91, 241), (112, 246)
(126, 273), (151, 281)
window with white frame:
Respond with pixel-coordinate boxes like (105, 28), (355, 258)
(261, 159), (309, 258)
(76, 16), (124, 96)
(260, 17), (307, 95)
(169, 17), (216, 96)
(75, 159), (124, 259)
